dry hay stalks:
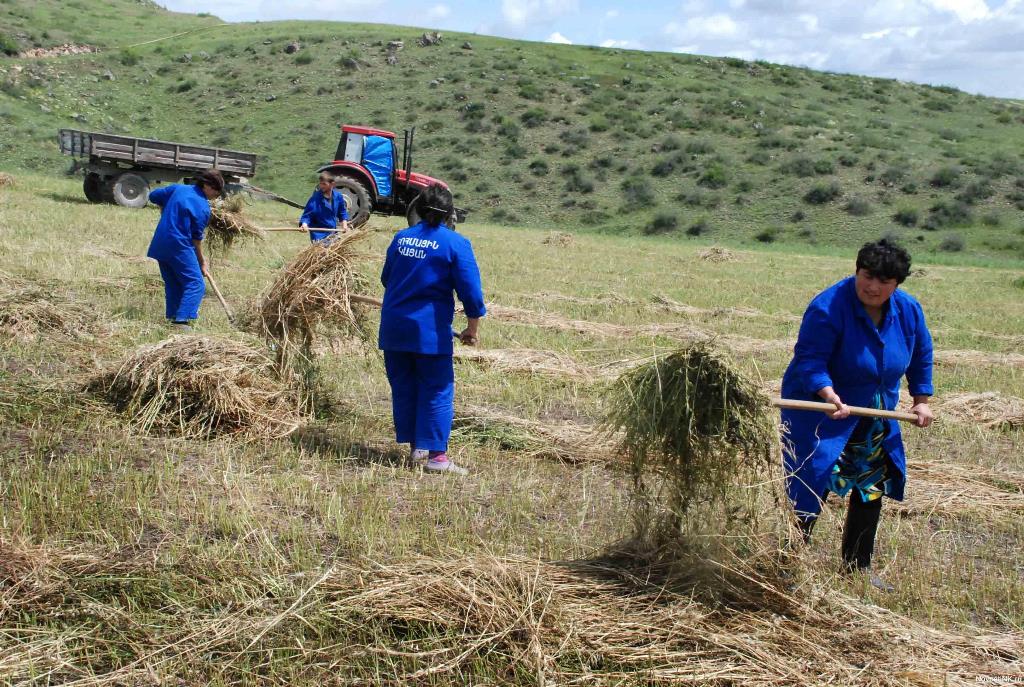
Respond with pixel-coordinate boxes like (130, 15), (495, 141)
(605, 342), (789, 562)
(87, 334), (306, 439)
(902, 459), (1024, 518)
(0, 276), (97, 341)
(454, 402), (611, 463)
(1, 538), (1020, 685)
(206, 193), (265, 251)
(698, 245), (735, 262)
(937, 391), (1024, 429)
(541, 231), (574, 246)
(252, 230), (373, 366)
(0, 171), (14, 187)
(453, 346), (593, 380)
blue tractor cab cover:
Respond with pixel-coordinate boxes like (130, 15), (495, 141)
(362, 135), (394, 197)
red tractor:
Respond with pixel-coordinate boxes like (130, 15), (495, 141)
(316, 125), (467, 228)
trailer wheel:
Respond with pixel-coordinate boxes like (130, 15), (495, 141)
(112, 172), (150, 208)
(83, 173), (104, 203)
(334, 176), (371, 228)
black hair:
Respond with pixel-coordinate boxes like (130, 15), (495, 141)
(856, 238), (912, 283)
(416, 183), (454, 228)
(195, 168), (225, 195)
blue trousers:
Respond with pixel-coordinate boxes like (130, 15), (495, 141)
(157, 252), (205, 322)
(383, 351), (454, 452)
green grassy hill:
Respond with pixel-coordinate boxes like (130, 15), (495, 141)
(2, 0), (1024, 260)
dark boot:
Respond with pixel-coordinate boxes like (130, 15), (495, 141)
(842, 494), (884, 571)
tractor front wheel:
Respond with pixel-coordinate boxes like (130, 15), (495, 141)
(335, 176), (371, 228)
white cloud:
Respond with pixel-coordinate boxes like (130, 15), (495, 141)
(798, 13), (819, 32)
(688, 13), (739, 36)
(606, 9), (619, 18)
(501, 0), (579, 28)
(546, 31), (573, 44)
(925, 0), (990, 22)
(600, 38), (636, 48)
(426, 3), (450, 20)
(862, 28), (893, 39)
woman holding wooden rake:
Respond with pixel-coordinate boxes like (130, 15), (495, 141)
(781, 238), (934, 590)
(379, 183), (486, 475)
(299, 172), (350, 243)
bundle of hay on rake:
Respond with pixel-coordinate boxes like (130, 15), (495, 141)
(206, 193), (265, 251)
(88, 335), (305, 439)
(605, 342), (784, 565)
(0, 277), (95, 340)
(252, 231), (374, 365)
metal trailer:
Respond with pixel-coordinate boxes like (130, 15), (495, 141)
(58, 128), (258, 208)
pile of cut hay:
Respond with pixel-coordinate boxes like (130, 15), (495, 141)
(88, 335), (305, 439)
(605, 342), (784, 559)
(938, 391), (1024, 429)
(0, 278), (95, 340)
(698, 245), (736, 262)
(542, 231), (574, 246)
(206, 193), (265, 251)
(253, 230), (373, 363)
(0, 172), (15, 187)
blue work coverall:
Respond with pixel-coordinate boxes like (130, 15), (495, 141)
(379, 222), (486, 452)
(299, 188), (349, 243)
(146, 184), (211, 322)
(780, 276), (934, 519)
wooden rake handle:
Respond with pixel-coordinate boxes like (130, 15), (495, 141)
(771, 397), (919, 423)
(204, 271), (235, 323)
(349, 294), (382, 308)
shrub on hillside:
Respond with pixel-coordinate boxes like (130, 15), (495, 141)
(651, 154), (683, 178)
(844, 197), (872, 216)
(676, 189), (721, 208)
(685, 140), (714, 155)
(923, 200), (972, 230)
(119, 48), (141, 66)
(803, 182), (842, 205)
(686, 218), (711, 236)
(520, 108), (548, 127)
(790, 210), (806, 223)
(698, 163), (728, 189)
(528, 159), (549, 176)
(956, 180), (994, 205)
(929, 166), (963, 188)
(838, 153), (859, 167)
(295, 52), (314, 65)
(813, 159), (836, 175)
(981, 213), (1001, 227)
(939, 234), (966, 252)
(621, 176), (654, 205)
(560, 128), (590, 148)
(892, 208), (919, 227)
(755, 227), (780, 243)
(880, 165), (908, 185)
(980, 152), (1022, 178)
(563, 164), (595, 194)
(0, 33), (18, 56)
(746, 150), (772, 166)
(660, 135), (683, 152)
(644, 212), (679, 235)
(780, 156), (817, 177)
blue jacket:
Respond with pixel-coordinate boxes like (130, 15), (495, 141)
(781, 276), (934, 516)
(379, 222), (486, 355)
(299, 188), (349, 228)
(146, 184), (211, 261)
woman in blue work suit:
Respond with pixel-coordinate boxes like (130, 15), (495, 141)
(299, 172), (349, 242)
(781, 238), (934, 590)
(379, 183), (486, 475)
(147, 169), (224, 330)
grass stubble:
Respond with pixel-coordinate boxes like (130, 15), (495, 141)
(0, 176), (1021, 684)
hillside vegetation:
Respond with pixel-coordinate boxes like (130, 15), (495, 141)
(2, 0), (1024, 262)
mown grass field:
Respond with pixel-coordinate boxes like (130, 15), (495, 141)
(1, 173), (1022, 683)
(2, 0), (1024, 261)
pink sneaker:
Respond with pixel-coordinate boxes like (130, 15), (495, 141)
(424, 454), (468, 476)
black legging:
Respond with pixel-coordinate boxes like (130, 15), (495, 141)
(797, 494), (883, 571)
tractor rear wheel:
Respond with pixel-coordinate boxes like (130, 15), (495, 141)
(335, 176), (370, 228)
(112, 172), (150, 208)
(83, 173), (104, 203)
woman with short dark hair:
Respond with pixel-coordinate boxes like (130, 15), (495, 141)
(299, 172), (349, 243)
(781, 238), (933, 589)
(146, 169), (224, 329)
(379, 184), (486, 475)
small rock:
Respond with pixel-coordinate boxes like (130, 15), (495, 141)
(284, 42), (301, 54)
(417, 31), (442, 47)
(198, 51), (210, 60)
(40, 104), (51, 113)
(102, 69), (115, 81)
(429, 79), (440, 88)
(386, 53), (398, 66)
(265, 94), (276, 102)
(180, 53), (192, 63)
(340, 57), (360, 70)
(387, 40), (404, 51)
(461, 41), (473, 50)
(262, 39), (272, 45)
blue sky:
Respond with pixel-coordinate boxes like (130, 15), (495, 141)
(159, 0), (1024, 98)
